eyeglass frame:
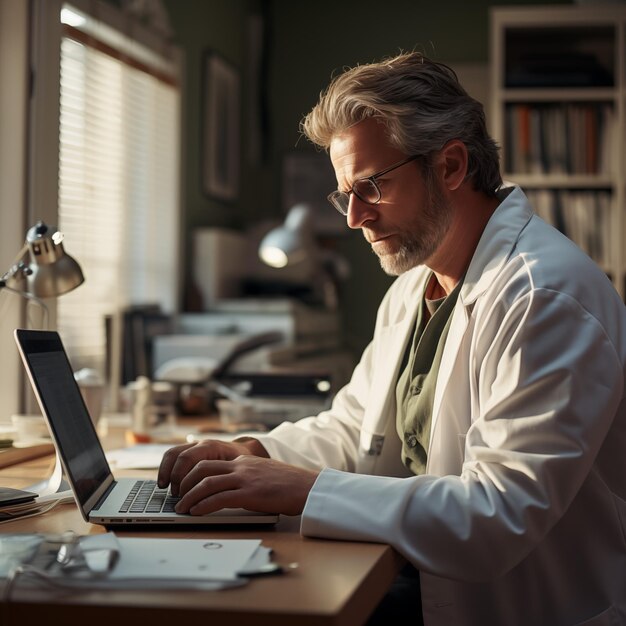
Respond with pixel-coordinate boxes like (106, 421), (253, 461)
(327, 154), (421, 216)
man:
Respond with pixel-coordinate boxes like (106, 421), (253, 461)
(158, 53), (626, 625)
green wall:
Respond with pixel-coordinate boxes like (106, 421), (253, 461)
(164, 0), (572, 356)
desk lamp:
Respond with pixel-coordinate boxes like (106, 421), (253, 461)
(1, 221), (84, 325)
(1, 221), (84, 495)
(258, 203), (314, 269)
(258, 204), (349, 309)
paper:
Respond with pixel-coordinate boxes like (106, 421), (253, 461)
(1, 533), (272, 592)
(106, 432), (260, 469)
(106, 444), (175, 469)
(0, 491), (75, 524)
(102, 536), (262, 581)
(73, 534), (267, 589)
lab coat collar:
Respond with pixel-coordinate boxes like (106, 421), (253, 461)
(429, 186), (533, 455)
(459, 186), (534, 306)
(399, 186), (533, 315)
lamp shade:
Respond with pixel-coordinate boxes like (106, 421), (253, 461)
(24, 221), (84, 298)
(258, 204), (314, 268)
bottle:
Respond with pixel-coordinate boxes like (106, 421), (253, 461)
(127, 376), (152, 444)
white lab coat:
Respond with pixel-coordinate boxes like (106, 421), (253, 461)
(258, 187), (626, 626)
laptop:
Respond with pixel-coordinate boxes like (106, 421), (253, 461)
(14, 329), (279, 526)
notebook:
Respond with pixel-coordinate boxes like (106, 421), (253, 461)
(14, 329), (278, 526)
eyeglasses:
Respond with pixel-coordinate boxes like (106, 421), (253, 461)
(327, 155), (420, 216)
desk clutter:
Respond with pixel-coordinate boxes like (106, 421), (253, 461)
(0, 441), (55, 470)
(0, 490), (74, 524)
(107, 300), (356, 426)
(0, 488), (38, 507)
(123, 370), (334, 443)
(0, 532), (289, 598)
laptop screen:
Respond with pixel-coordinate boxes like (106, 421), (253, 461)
(16, 330), (110, 507)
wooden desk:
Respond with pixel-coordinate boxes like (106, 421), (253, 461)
(0, 433), (404, 626)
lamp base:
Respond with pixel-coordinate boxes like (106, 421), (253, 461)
(27, 451), (70, 496)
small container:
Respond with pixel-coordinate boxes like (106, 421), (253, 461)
(127, 377), (177, 439)
(149, 381), (177, 428)
(128, 376), (152, 435)
(11, 414), (50, 444)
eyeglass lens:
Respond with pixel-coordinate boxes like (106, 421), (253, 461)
(328, 155), (419, 216)
(329, 179), (380, 215)
(354, 179), (381, 204)
(327, 191), (349, 215)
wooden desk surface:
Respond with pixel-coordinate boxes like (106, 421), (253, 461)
(0, 424), (404, 626)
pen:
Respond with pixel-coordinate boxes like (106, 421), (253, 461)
(239, 562), (299, 577)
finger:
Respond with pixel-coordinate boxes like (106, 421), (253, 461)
(189, 490), (246, 516)
(178, 459), (234, 497)
(167, 444), (224, 495)
(157, 442), (195, 488)
(175, 473), (239, 513)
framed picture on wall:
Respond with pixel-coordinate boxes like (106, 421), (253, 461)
(202, 51), (240, 201)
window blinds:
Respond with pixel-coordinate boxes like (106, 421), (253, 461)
(57, 28), (180, 374)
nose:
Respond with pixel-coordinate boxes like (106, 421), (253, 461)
(346, 195), (378, 230)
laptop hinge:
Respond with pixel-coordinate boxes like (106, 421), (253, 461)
(91, 480), (117, 511)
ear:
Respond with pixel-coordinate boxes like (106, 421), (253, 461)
(436, 139), (468, 191)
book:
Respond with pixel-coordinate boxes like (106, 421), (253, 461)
(0, 443), (55, 470)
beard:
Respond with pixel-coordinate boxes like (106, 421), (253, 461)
(375, 178), (453, 276)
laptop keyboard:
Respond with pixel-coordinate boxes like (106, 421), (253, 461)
(119, 480), (180, 514)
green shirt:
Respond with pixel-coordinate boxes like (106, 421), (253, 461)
(395, 275), (463, 475)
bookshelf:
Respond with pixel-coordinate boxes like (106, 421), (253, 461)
(490, 5), (626, 298)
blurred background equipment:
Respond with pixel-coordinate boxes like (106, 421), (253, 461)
(258, 203), (349, 310)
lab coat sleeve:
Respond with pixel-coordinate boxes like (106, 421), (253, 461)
(301, 287), (625, 581)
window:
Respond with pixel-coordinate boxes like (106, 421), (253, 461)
(56, 4), (180, 376)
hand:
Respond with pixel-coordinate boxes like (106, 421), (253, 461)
(157, 438), (268, 496)
(174, 455), (319, 517)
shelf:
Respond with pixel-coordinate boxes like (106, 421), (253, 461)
(500, 88), (617, 103)
(491, 4), (626, 299)
(502, 174), (615, 189)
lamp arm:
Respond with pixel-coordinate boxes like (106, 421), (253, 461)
(284, 204), (312, 232)
(0, 283), (49, 330)
(0, 243), (49, 329)
(1, 243), (30, 287)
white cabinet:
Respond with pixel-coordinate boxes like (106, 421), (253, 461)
(490, 5), (626, 298)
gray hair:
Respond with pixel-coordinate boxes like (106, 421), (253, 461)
(301, 52), (502, 196)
